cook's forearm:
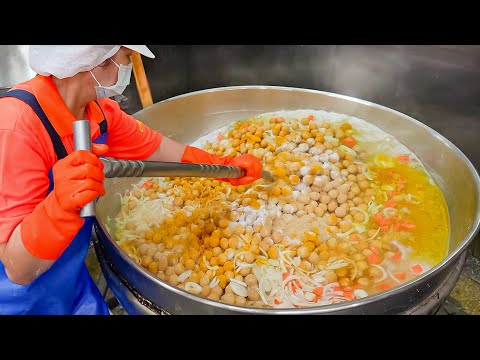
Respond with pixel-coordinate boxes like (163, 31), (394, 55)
(0, 224), (54, 285)
(146, 136), (187, 162)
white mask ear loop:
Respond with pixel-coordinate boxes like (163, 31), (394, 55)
(90, 58), (120, 85)
(110, 58), (121, 68)
(90, 70), (102, 86)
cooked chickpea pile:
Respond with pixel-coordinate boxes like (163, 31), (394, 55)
(115, 112), (439, 308)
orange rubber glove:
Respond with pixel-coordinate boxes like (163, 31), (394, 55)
(181, 145), (262, 186)
(21, 144), (108, 260)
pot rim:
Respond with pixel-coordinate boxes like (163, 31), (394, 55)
(97, 85), (480, 314)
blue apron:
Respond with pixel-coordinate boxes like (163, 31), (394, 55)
(0, 90), (110, 315)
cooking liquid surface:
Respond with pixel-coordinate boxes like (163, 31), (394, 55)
(112, 110), (449, 308)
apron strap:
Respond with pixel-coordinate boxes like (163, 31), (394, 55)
(2, 89), (68, 160)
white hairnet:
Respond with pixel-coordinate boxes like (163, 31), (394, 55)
(28, 45), (155, 79)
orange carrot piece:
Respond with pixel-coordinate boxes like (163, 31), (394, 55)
(411, 264), (423, 274)
(402, 221), (416, 230)
(350, 233), (360, 241)
(142, 180), (152, 188)
(394, 272), (406, 280)
(397, 154), (410, 162)
(369, 245), (381, 255)
(217, 133), (224, 141)
(344, 291), (355, 300)
(391, 252), (402, 262)
(367, 253), (382, 265)
(313, 286), (324, 297)
(307, 114), (314, 121)
(378, 283), (391, 291)
(385, 200), (397, 208)
(274, 299), (281, 305)
(342, 137), (357, 147)
(282, 272), (290, 281)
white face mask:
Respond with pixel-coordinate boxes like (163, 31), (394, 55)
(90, 59), (133, 99)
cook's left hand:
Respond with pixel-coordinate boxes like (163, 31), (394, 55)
(221, 154), (263, 186)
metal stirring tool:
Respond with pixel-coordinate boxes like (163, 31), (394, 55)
(73, 120), (274, 217)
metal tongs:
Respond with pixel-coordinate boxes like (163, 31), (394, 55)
(73, 120), (274, 217)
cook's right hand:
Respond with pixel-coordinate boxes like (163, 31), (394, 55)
(52, 144), (108, 213)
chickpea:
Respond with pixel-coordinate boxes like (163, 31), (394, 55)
(308, 251), (320, 265)
(272, 230), (283, 243)
(235, 296), (247, 307)
(184, 258), (195, 271)
(347, 164), (358, 174)
(327, 238), (337, 249)
(303, 175), (315, 185)
(156, 255), (168, 271)
(320, 194), (331, 204)
(335, 206), (347, 218)
(357, 277), (371, 287)
(352, 197), (363, 205)
(347, 174), (357, 182)
(201, 285), (212, 297)
(368, 266), (383, 279)
(219, 237), (229, 250)
(351, 184), (361, 195)
(299, 194), (310, 204)
(259, 240), (271, 252)
(245, 274), (258, 286)
(165, 267), (174, 276)
(353, 212), (365, 223)
(248, 288), (260, 301)
(309, 192), (321, 201)
(199, 275), (210, 287)
(297, 246), (311, 259)
(327, 201), (338, 212)
(212, 285), (223, 296)
(167, 274), (179, 286)
(339, 277), (351, 287)
(268, 246), (279, 259)
(328, 189), (339, 199)
(229, 237), (239, 249)
(314, 207), (325, 217)
(337, 193), (348, 204)
(221, 293), (236, 305)
(208, 292), (220, 301)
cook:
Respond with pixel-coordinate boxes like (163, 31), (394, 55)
(0, 45), (262, 315)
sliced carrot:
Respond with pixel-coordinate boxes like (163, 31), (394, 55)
(367, 253), (382, 265)
(380, 225), (390, 232)
(217, 133), (224, 141)
(142, 180), (152, 188)
(342, 137), (357, 147)
(307, 114), (314, 121)
(313, 286), (324, 297)
(391, 252), (402, 262)
(393, 222), (402, 232)
(384, 200), (397, 208)
(274, 299), (281, 305)
(350, 233), (359, 241)
(378, 283), (391, 291)
(388, 190), (400, 198)
(394, 272), (406, 280)
(411, 264), (423, 274)
(282, 272), (290, 281)
(333, 286), (343, 292)
(295, 280), (303, 289)
(243, 123), (249, 128)
(374, 213), (386, 225)
(402, 221), (416, 231)
(397, 154), (410, 162)
(291, 284), (297, 293)
(344, 291), (355, 300)
(369, 245), (381, 255)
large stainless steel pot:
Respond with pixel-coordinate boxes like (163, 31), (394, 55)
(94, 86), (480, 314)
